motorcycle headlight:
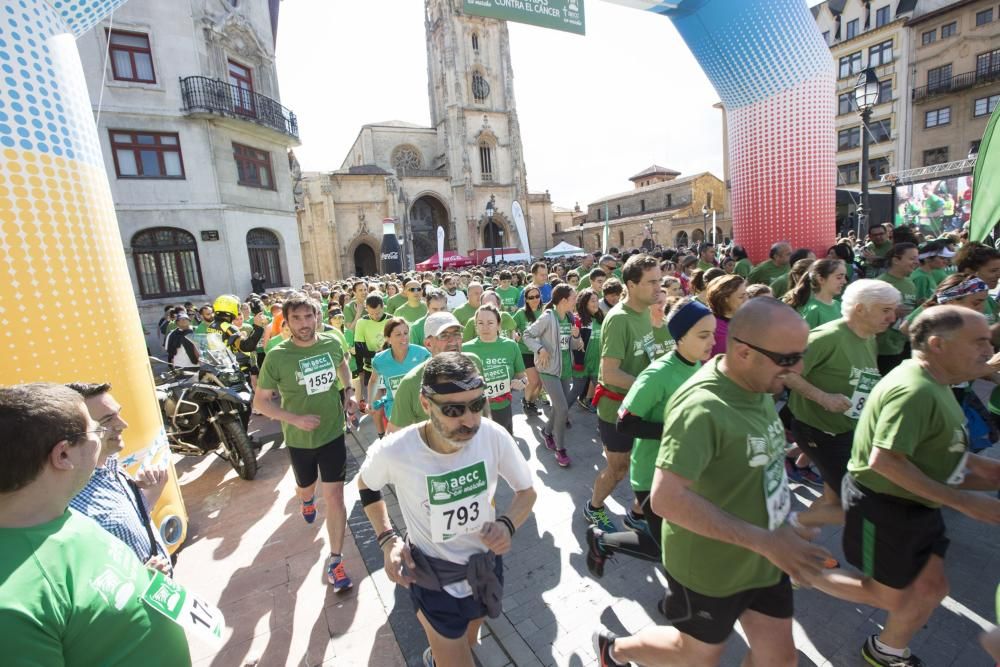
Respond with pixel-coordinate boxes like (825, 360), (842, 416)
(219, 371), (244, 385)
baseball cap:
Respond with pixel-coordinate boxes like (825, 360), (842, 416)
(599, 254), (616, 266)
(424, 312), (461, 338)
(175, 311), (191, 321)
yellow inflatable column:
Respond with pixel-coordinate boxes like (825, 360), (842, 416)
(0, 0), (187, 549)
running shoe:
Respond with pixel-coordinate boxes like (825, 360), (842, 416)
(784, 457), (806, 484)
(301, 496), (317, 524)
(585, 526), (608, 578)
(555, 448), (571, 467)
(521, 398), (539, 415)
(593, 629), (630, 667)
(577, 397), (597, 413)
(422, 647), (435, 667)
(583, 504), (618, 533)
(623, 511), (650, 537)
(800, 465), (824, 487)
(861, 635), (924, 667)
(540, 427), (556, 451)
(327, 557), (353, 592)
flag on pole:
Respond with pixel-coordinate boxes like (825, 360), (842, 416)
(970, 105), (1000, 243)
(602, 203), (609, 254)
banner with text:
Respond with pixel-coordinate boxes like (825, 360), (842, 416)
(463, 0), (585, 35)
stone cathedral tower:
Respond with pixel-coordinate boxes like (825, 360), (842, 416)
(424, 0), (531, 254)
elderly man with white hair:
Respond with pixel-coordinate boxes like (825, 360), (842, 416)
(783, 279), (901, 527)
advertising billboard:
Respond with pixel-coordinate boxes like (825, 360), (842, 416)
(463, 0), (586, 35)
(893, 175), (973, 236)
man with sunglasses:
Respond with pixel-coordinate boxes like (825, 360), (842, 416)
(357, 353), (536, 667)
(394, 280), (429, 324)
(594, 298), (835, 667)
(0, 383), (191, 665)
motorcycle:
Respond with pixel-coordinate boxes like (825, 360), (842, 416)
(152, 343), (258, 480)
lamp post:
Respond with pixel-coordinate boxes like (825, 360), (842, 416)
(498, 230), (505, 262)
(486, 194), (496, 266)
(854, 68), (881, 239)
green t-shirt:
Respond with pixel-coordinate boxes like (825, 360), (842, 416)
(555, 314), (573, 381)
(389, 353), (484, 428)
(512, 308), (536, 354)
(0, 511), (191, 667)
(911, 268), (940, 304)
(386, 293), (407, 313)
(343, 327), (357, 373)
(194, 320), (210, 335)
(257, 333), (346, 448)
(984, 295), (998, 326)
(578, 274), (593, 291)
(798, 296), (842, 329)
(651, 323), (675, 359)
(452, 302), (478, 326)
(931, 268), (949, 283)
(624, 352), (700, 492)
(355, 314), (389, 370)
(789, 319), (880, 435)
(461, 338), (525, 409)
(597, 302), (656, 423)
(462, 312), (517, 342)
(747, 259), (789, 286)
(769, 273), (790, 299)
(848, 359), (968, 507)
(656, 357), (790, 596)
(865, 240), (893, 258)
(343, 300), (365, 329)
(326, 326), (352, 388)
(876, 273), (917, 355)
(696, 260), (715, 272)
(393, 301), (428, 324)
(410, 315), (429, 346)
(733, 258), (753, 278)
(265, 333), (287, 353)
(496, 286), (522, 313)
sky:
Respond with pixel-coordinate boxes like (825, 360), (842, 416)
(276, 1), (825, 212)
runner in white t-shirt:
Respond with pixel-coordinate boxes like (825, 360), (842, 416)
(357, 352), (536, 667)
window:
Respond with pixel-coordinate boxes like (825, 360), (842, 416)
(618, 231), (625, 246)
(976, 49), (1000, 79)
(233, 143), (274, 189)
(975, 94), (1000, 117)
(640, 199), (646, 212)
(971, 140), (982, 155)
(706, 192), (713, 208)
(478, 143), (493, 181)
(976, 8), (993, 26)
(838, 92), (855, 115)
(107, 30), (155, 83)
(666, 194), (673, 207)
(941, 21), (957, 38)
(869, 157), (890, 180)
(875, 6), (890, 27)
(870, 118), (891, 142)
(247, 228), (284, 287)
(616, 204), (622, 217)
(922, 29), (936, 45)
(878, 79), (892, 104)
(110, 131), (184, 179)
(838, 163), (859, 184)
(471, 32), (479, 52)
(132, 228), (203, 298)
(923, 147), (949, 166)
(869, 40), (893, 67)
(472, 71), (489, 103)
(846, 19), (859, 39)
(927, 64), (952, 91)
(839, 51), (862, 78)
(925, 107), (951, 127)
(838, 127), (861, 151)
(227, 60), (254, 115)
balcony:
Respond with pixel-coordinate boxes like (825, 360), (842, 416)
(912, 68), (1000, 103)
(180, 76), (299, 144)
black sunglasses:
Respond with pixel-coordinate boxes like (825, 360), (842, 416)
(408, 287), (422, 292)
(526, 294), (541, 300)
(426, 395), (487, 418)
(733, 337), (806, 367)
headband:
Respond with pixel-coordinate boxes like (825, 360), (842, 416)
(421, 376), (485, 395)
(937, 277), (988, 304)
(667, 300), (713, 342)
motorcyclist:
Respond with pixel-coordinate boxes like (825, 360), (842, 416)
(204, 295), (267, 370)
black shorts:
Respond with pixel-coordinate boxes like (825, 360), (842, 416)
(410, 555), (504, 639)
(286, 435), (347, 487)
(661, 569), (793, 645)
(793, 422), (853, 495)
(841, 474), (949, 590)
(522, 352), (535, 369)
(599, 417), (633, 453)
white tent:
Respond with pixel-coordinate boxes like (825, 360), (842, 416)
(543, 241), (587, 258)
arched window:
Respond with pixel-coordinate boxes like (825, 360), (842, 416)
(675, 230), (689, 247)
(472, 32), (480, 52)
(472, 71), (490, 103)
(132, 227), (203, 299)
(247, 228), (285, 287)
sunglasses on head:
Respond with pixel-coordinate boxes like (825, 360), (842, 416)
(733, 337), (806, 367)
(426, 394), (487, 417)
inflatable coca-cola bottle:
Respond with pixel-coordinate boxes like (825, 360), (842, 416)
(380, 218), (403, 274)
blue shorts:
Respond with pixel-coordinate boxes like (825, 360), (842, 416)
(409, 555), (504, 639)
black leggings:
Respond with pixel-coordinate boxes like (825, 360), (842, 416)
(598, 490), (662, 564)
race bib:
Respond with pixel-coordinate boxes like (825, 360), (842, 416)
(426, 461), (489, 542)
(483, 364), (511, 399)
(387, 374), (405, 394)
(299, 353), (336, 395)
(763, 455), (791, 530)
(142, 571), (224, 644)
(845, 370), (880, 419)
(559, 334), (570, 351)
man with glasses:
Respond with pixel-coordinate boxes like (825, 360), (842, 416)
(594, 298), (834, 667)
(0, 383), (191, 664)
(394, 280), (429, 324)
(861, 226), (893, 277)
(579, 255), (617, 292)
(68, 383), (172, 575)
(357, 352), (536, 667)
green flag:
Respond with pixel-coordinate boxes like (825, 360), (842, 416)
(970, 105), (1000, 243)
(602, 203), (609, 254)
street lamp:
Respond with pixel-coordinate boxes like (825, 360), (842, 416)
(486, 194), (496, 266)
(854, 68), (881, 238)
(498, 230), (505, 262)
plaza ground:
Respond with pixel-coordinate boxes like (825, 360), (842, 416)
(173, 406), (1000, 667)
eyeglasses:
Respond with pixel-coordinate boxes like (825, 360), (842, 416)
(732, 337), (806, 367)
(435, 330), (463, 341)
(426, 395), (487, 418)
(526, 294), (541, 301)
(70, 426), (109, 441)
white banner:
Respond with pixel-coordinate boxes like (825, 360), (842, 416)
(437, 226), (445, 270)
(512, 201), (530, 258)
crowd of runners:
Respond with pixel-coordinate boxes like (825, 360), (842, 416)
(3, 224), (1000, 667)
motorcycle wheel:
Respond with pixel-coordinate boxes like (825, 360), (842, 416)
(221, 418), (258, 480)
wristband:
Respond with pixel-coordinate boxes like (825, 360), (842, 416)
(497, 515), (515, 537)
(377, 529), (398, 549)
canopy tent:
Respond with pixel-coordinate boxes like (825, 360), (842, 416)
(543, 241), (587, 258)
(415, 251), (476, 271)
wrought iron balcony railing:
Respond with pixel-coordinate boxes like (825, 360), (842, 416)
(912, 68), (1000, 103)
(180, 75), (299, 141)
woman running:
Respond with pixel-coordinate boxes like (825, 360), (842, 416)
(575, 288), (603, 413)
(369, 318), (430, 435)
(461, 304), (527, 434)
(783, 258), (848, 329)
(462, 290), (517, 341)
(513, 285), (544, 414)
(704, 274), (747, 357)
(523, 284), (583, 467)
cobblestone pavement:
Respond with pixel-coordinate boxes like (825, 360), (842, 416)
(173, 403), (999, 666)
